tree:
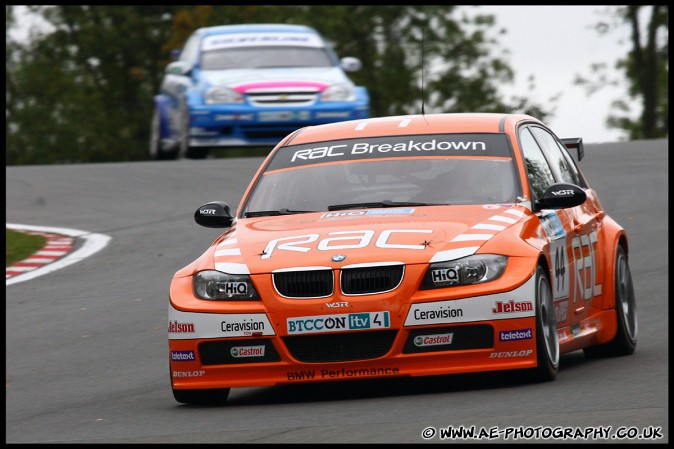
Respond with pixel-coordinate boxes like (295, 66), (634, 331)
(6, 6), (181, 164)
(575, 5), (668, 140)
(202, 6), (551, 118)
(6, 5), (552, 165)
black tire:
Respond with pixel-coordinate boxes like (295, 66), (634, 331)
(583, 245), (637, 358)
(172, 387), (231, 405)
(186, 146), (209, 159)
(529, 265), (559, 382)
(150, 108), (178, 160)
(179, 105), (209, 159)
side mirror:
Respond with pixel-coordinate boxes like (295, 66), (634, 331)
(194, 202), (233, 228)
(340, 56), (362, 72)
(165, 61), (190, 76)
(534, 183), (586, 211)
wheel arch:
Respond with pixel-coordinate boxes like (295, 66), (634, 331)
(153, 94), (172, 140)
(537, 252), (551, 277)
(599, 215), (629, 310)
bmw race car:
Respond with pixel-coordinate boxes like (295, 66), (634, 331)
(168, 113), (638, 404)
(150, 23), (369, 160)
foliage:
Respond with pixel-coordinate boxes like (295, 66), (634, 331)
(7, 6), (181, 164)
(6, 5), (553, 165)
(575, 5), (668, 140)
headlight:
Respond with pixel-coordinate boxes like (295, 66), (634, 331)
(320, 83), (356, 102)
(193, 270), (260, 300)
(420, 254), (507, 289)
(204, 87), (244, 104)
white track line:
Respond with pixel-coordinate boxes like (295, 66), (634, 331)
(6, 223), (112, 286)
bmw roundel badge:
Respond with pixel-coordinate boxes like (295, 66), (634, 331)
(331, 254), (347, 263)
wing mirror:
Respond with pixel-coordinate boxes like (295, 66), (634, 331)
(194, 202), (233, 228)
(535, 183), (587, 211)
(166, 61), (190, 76)
(340, 56), (362, 72)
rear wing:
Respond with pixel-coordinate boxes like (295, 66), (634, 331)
(560, 138), (584, 161)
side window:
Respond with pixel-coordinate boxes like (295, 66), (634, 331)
(554, 140), (588, 188)
(519, 127), (556, 200)
(530, 127), (579, 185)
(179, 35), (200, 68)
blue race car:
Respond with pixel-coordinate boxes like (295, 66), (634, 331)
(149, 24), (370, 159)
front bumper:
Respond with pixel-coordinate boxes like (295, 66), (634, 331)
(169, 319), (536, 390)
(187, 102), (370, 147)
(169, 269), (539, 391)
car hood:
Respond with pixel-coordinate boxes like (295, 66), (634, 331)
(198, 67), (352, 92)
(211, 205), (531, 275)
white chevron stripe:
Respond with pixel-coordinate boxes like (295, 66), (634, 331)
(214, 263), (250, 274)
(216, 238), (238, 247)
(489, 215), (517, 224)
(214, 248), (241, 257)
(504, 208), (527, 218)
(471, 223), (506, 231)
(430, 246), (480, 263)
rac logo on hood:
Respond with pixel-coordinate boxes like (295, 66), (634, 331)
(261, 228), (433, 259)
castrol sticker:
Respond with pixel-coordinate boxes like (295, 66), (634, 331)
(414, 333), (454, 347)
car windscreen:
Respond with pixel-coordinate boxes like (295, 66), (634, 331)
(201, 46), (334, 70)
(241, 133), (522, 215)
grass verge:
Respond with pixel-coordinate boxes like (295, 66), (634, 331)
(6, 229), (47, 267)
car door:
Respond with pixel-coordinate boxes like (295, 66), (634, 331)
(518, 126), (602, 333)
(527, 126), (606, 328)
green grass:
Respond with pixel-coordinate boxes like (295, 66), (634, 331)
(6, 229), (47, 267)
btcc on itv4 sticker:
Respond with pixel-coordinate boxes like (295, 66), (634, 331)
(287, 311), (390, 335)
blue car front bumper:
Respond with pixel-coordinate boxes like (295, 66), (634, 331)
(186, 101), (370, 147)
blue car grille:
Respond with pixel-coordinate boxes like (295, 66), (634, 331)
(246, 89), (318, 107)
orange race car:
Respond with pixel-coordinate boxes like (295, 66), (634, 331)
(168, 113), (638, 404)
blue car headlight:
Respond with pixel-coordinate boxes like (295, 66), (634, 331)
(320, 83), (356, 102)
(420, 254), (507, 289)
(193, 270), (260, 300)
(204, 87), (244, 104)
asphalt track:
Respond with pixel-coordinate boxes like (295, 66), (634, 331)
(5, 139), (668, 443)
